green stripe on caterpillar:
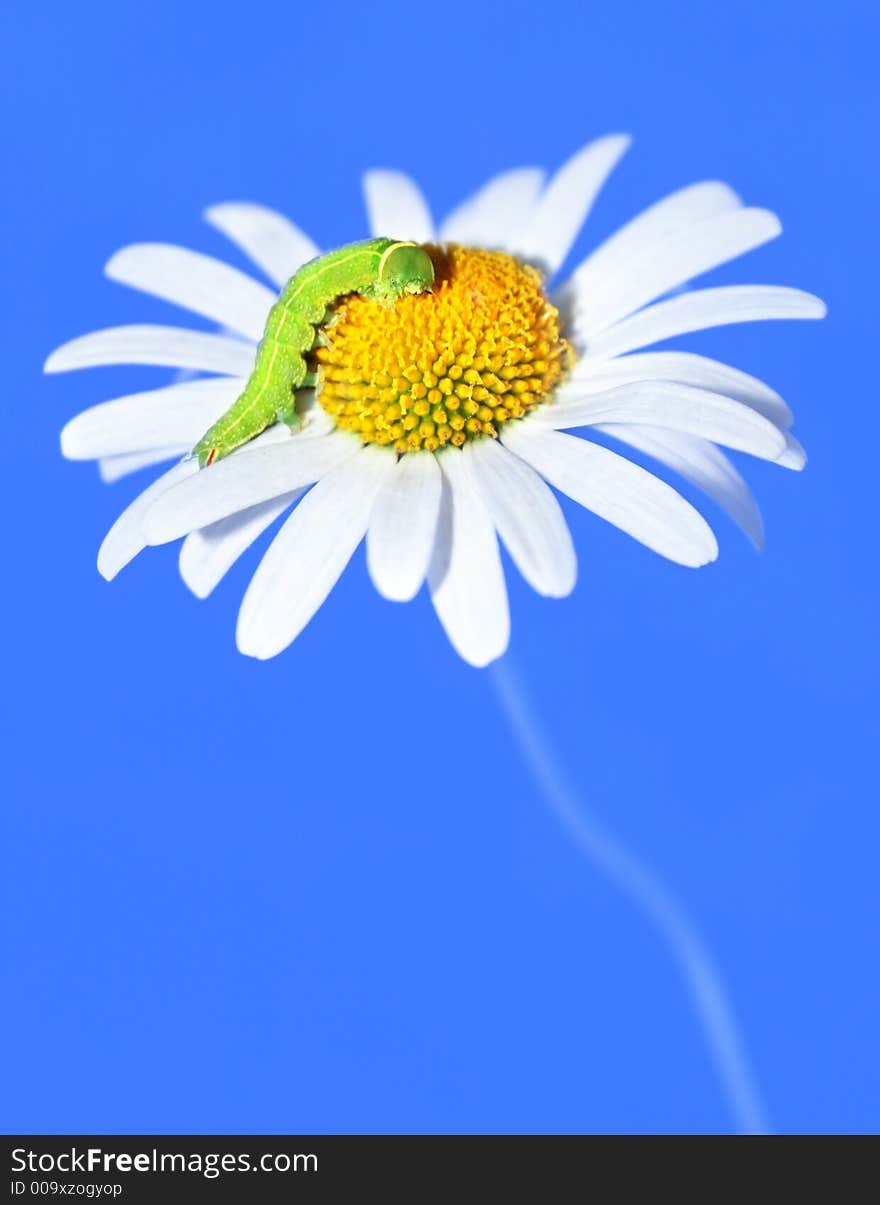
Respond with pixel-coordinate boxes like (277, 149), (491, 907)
(192, 238), (434, 467)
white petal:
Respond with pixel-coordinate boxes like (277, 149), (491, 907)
(98, 447), (184, 483)
(204, 203), (320, 287)
(97, 459), (197, 581)
(466, 437), (576, 598)
(366, 452), (442, 601)
(439, 167), (545, 250)
(298, 400), (336, 439)
(560, 180), (742, 306)
(536, 381), (787, 461)
(178, 492), (300, 599)
(502, 424), (717, 568)
(568, 351), (793, 428)
(363, 171), (434, 242)
(143, 431), (358, 544)
(775, 431), (807, 471)
(572, 208), (782, 337)
(105, 244), (276, 341)
(586, 286), (827, 360)
(90, 394), (323, 478)
(595, 423), (764, 549)
(428, 450), (510, 668)
(45, 325), (256, 376)
(515, 135), (631, 276)
(236, 446), (396, 659)
(265, 385), (334, 440)
(61, 377), (245, 459)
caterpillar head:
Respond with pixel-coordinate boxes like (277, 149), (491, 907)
(377, 241), (435, 302)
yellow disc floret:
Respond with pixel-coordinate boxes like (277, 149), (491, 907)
(313, 244), (574, 453)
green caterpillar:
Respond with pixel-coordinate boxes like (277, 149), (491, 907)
(192, 238), (434, 467)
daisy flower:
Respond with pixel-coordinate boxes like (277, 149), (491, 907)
(48, 136), (825, 666)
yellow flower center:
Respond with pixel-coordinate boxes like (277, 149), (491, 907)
(313, 244), (574, 453)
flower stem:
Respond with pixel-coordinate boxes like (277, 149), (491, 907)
(490, 655), (769, 1135)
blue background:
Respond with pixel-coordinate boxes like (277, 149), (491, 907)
(2, 0), (877, 1134)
